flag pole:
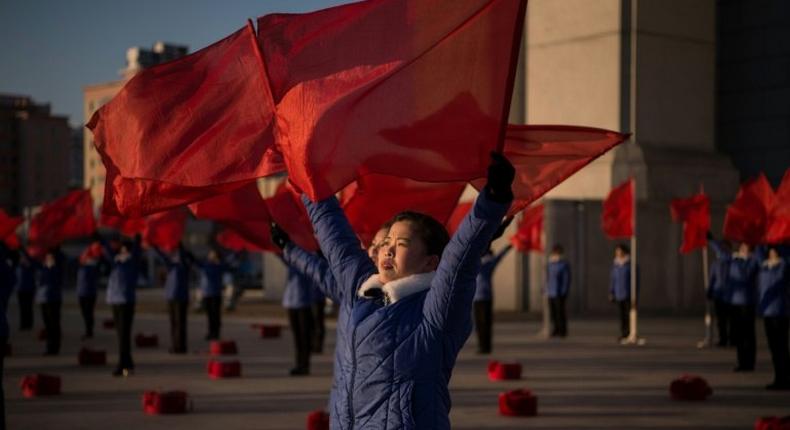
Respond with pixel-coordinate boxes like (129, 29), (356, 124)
(539, 225), (549, 339)
(697, 246), (712, 348)
(625, 179), (645, 346)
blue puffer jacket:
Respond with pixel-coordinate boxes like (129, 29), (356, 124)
(104, 241), (140, 305)
(0, 251), (15, 338)
(36, 261), (63, 304)
(77, 263), (99, 298)
(709, 240), (759, 306)
(303, 189), (509, 430)
(546, 258), (571, 298)
(474, 245), (511, 302)
(15, 264), (35, 294)
(707, 257), (729, 301)
(758, 259), (788, 317)
(197, 260), (226, 298)
(610, 259), (638, 302)
(282, 265), (314, 309)
(154, 248), (191, 302)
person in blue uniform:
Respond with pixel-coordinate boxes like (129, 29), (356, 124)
(707, 238), (732, 347)
(757, 246), (790, 390)
(14, 251), (36, 330)
(195, 248), (227, 340)
(0, 243), (15, 429)
(153, 244), (193, 353)
(609, 244), (634, 340)
(31, 248), (64, 355)
(546, 244), (572, 337)
(77, 244), (101, 340)
(280, 262), (315, 376)
(473, 220), (512, 354)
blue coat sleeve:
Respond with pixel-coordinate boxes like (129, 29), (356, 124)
(422, 190), (510, 336)
(561, 263), (571, 296)
(283, 243), (341, 303)
(491, 245), (512, 267)
(302, 195), (375, 303)
(708, 239), (729, 260)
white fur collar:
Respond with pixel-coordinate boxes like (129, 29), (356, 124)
(358, 271), (435, 304)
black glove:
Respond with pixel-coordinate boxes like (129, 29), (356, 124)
(270, 222), (291, 250)
(706, 230), (714, 241)
(485, 151), (515, 203)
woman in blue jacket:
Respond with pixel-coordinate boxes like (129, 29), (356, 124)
(281, 263), (315, 375)
(195, 249), (227, 340)
(707, 239), (732, 347)
(609, 244), (634, 341)
(546, 244), (571, 337)
(101, 235), (141, 377)
(77, 245), (101, 340)
(0, 243), (14, 429)
(14, 251), (36, 330)
(757, 247), (790, 390)
(153, 244), (193, 353)
(31, 249), (64, 355)
(474, 239), (512, 354)
(299, 153), (513, 429)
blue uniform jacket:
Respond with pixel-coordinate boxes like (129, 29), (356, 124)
(103, 241), (141, 305)
(303, 189), (509, 430)
(707, 257), (729, 301)
(196, 260), (226, 298)
(474, 245), (512, 302)
(15, 264), (35, 294)
(281, 264), (315, 309)
(609, 259), (638, 302)
(154, 247), (191, 303)
(0, 251), (15, 338)
(758, 259), (788, 317)
(546, 259), (571, 298)
(710, 240), (759, 306)
(35, 258), (63, 304)
(76, 263), (99, 298)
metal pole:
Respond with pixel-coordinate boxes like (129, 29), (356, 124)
(697, 247), (713, 348)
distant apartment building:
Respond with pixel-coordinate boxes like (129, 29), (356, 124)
(0, 94), (72, 216)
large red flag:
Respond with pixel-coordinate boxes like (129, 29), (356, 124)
(142, 209), (188, 251)
(87, 23), (283, 217)
(188, 181), (270, 222)
(99, 213), (146, 237)
(766, 169), (790, 244)
(0, 209), (22, 240)
(445, 201), (474, 237)
(472, 125), (630, 216)
(670, 192), (710, 254)
(602, 179), (634, 239)
(724, 174), (776, 245)
(511, 204), (544, 252)
(3, 234), (20, 250)
(217, 222), (276, 253)
(29, 190), (96, 251)
(341, 174), (465, 246)
(258, 0), (527, 200)
(264, 182), (319, 251)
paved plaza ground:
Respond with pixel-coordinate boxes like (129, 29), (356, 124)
(5, 289), (789, 429)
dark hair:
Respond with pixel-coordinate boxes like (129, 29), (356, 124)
(388, 211), (450, 257)
(615, 243), (630, 255)
(552, 245), (564, 255)
(120, 240), (134, 251)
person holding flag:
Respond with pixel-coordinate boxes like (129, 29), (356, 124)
(0, 242), (14, 429)
(707, 238), (732, 347)
(76, 243), (102, 340)
(152, 243), (193, 354)
(547, 244), (572, 338)
(14, 251), (36, 331)
(757, 246), (790, 390)
(25, 248), (65, 356)
(194, 248), (228, 341)
(609, 244), (636, 341)
(473, 218), (513, 354)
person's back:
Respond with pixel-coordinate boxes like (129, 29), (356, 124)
(107, 254), (138, 304)
(728, 246), (759, 306)
(36, 257), (62, 304)
(758, 256), (787, 317)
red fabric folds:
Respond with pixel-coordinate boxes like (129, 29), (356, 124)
(3, 234), (20, 250)
(264, 182), (318, 251)
(217, 226), (270, 252)
(188, 181), (270, 222)
(602, 179), (634, 239)
(100, 214), (146, 237)
(724, 174), (776, 245)
(446, 202), (474, 237)
(0, 209), (22, 240)
(87, 23), (282, 217)
(766, 169), (790, 244)
(341, 175), (465, 246)
(511, 204), (544, 252)
(143, 209), (187, 251)
(28, 190), (96, 251)
(258, 0), (527, 200)
(670, 192), (711, 254)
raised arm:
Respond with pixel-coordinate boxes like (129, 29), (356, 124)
(283, 242), (341, 303)
(152, 246), (173, 266)
(491, 244), (512, 267)
(301, 195), (376, 302)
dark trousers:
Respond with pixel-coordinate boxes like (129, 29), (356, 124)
(112, 304), (135, 370)
(311, 301), (325, 354)
(18, 291), (34, 330)
(730, 304), (756, 370)
(203, 296), (222, 340)
(764, 317), (790, 384)
(168, 301), (188, 353)
(617, 300), (630, 339)
(288, 307), (314, 371)
(714, 299), (731, 346)
(549, 296), (568, 337)
(1, 335), (6, 430)
(474, 300), (493, 353)
(79, 295), (96, 337)
(40, 302), (61, 354)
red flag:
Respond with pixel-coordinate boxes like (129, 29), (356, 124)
(511, 204), (544, 252)
(3, 234), (20, 250)
(0, 209), (22, 240)
(724, 174), (776, 245)
(189, 181), (270, 222)
(341, 174), (465, 246)
(445, 201), (474, 237)
(258, 0), (527, 200)
(670, 192), (711, 254)
(766, 169), (790, 244)
(29, 190), (96, 250)
(143, 209), (188, 252)
(99, 213), (146, 237)
(602, 179), (634, 239)
(472, 125), (630, 216)
(264, 182), (318, 251)
(87, 23), (282, 217)
(217, 222), (275, 252)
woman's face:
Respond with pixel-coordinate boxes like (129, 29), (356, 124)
(376, 221), (437, 284)
(367, 228), (388, 265)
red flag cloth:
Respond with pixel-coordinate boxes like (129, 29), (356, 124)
(86, 23), (282, 217)
(0, 209), (22, 240)
(258, 0), (527, 200)
(766, 169), (790, 244)
(341, 174), (465, 246)
(217, 222), (275, 253)
(3, 234), (20, 250)
(29, 190), (96, 251)
(601, 179), (634, 239)
(511, 204), (544, 252)
(670, 192), (711, 254)
(99, 214), (146, 237)
(472, 125), (630, 216)
(264, 182), (319, 251)
(724, 174), (776, 245)
(446, 202), (474, 237)
(143, 209), (187, 252)
(188, 181), (270, 222)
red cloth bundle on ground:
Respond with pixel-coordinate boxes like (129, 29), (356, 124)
(488, 361), (522, 381)
(209, 340), (238, 356)
(306, 410), (330, 430)
(20, 374), (61, 397)
(135, 333), (159, 348)
(78, 348), (107, 366)
(755, 416), (790, 430)
(251, 324), (281, 338)
(142, 391), (190, 415)
(498, 389), (538, 417)
(102, 318), (115, 329)
(207, 360), (241, 378)
(669, 374), (712, 401)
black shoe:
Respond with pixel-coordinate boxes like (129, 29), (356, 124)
(733, 366), (754, 372)
(289, 367), (310, 376)
(766, 381), (790, 391)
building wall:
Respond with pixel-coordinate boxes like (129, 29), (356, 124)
(83, 80), (125, 208)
